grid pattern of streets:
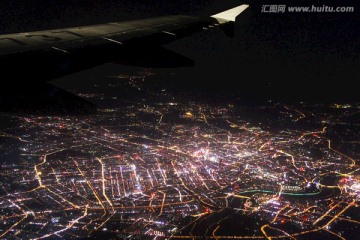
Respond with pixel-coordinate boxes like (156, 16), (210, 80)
(0, 70), (359, 239)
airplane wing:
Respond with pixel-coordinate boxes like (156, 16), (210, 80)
(0, 4), (249, 114)
(0, 4), (249, 57)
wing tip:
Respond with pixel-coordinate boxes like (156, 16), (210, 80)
(211, 4), (249, 23)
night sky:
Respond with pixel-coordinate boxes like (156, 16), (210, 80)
(1, 0), (359, 103)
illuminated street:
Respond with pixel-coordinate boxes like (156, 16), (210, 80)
(0, 69), (359, 239)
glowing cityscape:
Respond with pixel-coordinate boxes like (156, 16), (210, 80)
(0, 70), (359, 239)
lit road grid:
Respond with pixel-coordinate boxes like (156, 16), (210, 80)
(0, 69), (359, 239)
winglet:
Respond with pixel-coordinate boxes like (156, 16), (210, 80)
(211, 4), (249, 24)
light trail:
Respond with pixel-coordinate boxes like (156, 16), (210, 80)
(115, 173), (121, 196)
(0, 212), (28, 238)
(0, 133), (28, 142)
(34, 143), (95, 187)
(156, 158), (167, 185)
(45, 191), (68, 208)
(284, 106), (306, 122)
(323, 228), (346, 240)
(155, 111), (163, 124)
(297, 126), (327, 141)
(90, 198), (195, 210)
(120, 166), (127, 196)
(212, 225), (220, 240)
(191, 164), (209, 190)
(16, 185), (44, 194)
(147, 169), (154, 187)
(169, 213), (209, 239)
(32, 205), (89, 240)
(174, 187), (183, 202)
(270, 204), (289, 223)
(109, 167), (114, 199)
(226, 120), (252, 132)
(0, 199), (30, 238)
(313, 201), (343, 225)
(264, 225), (297, 240)
(92, 210), (117, 233)
(277, 184), (284, 198)
(290, 205), (317, 216)
(34, 155), (47, 187)
(96, 158), (114, 211)
(230, 193), (251, 199)
(260, 224), (272, 240)
(189, 213), (202, 240)
(149, 192), (155, 212)
(51, 167), (60, 183)
(33, 154), (80, 209)
(276, 150), (299, 171)
(71, 179), (82, 196)
(45, 186), (80, 209)
(158, 190), (166, 216)
(327, 139), (356, 167)
(322, 200), (355, 228)
(73, 160), (107, 214)
(200, 112), (209, 125)
(259, 140), (270, 152)
(170, 160), (209, 210)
